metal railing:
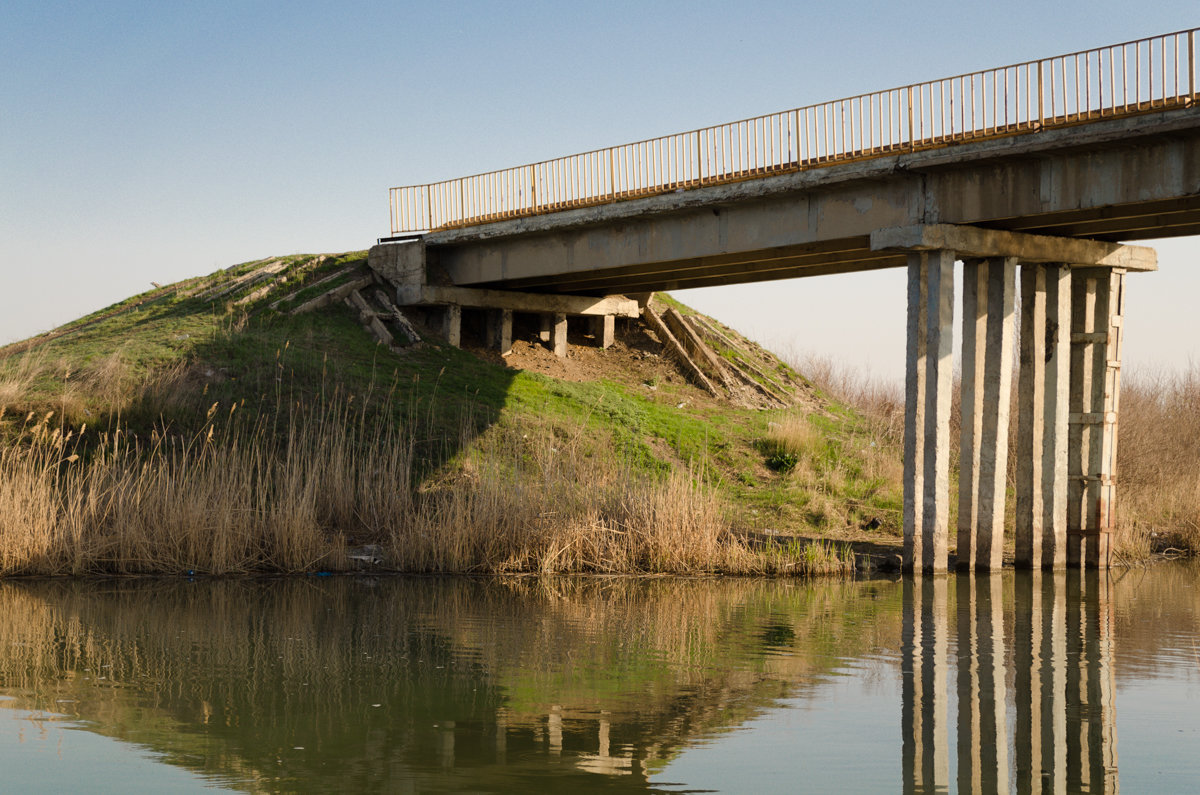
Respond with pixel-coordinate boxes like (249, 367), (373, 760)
(390, 28), (1198, 235)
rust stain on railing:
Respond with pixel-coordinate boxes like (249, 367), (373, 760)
(390, 28), (1199, 235)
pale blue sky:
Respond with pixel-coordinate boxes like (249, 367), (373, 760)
(3, 2), (1197, 380)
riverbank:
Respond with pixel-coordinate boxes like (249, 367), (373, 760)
(1, 251), (1194, 576)
(0, 252), (891, 576)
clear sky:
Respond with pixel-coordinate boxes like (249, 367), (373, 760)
(3, 2), (1197, 381)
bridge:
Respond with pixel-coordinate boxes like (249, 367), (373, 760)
(369, 28), (1200, 573)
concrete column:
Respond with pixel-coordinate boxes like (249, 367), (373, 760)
(488, 308), (513, 355)
(957, 257), (1017, 571)
(956, 574), (1009, 794)
(538, 313), (552, 343)
(1015, 570), (1067, 792)
(902, 575), (949, 792)
(1016, 264), (1071, 569)
(1068, 269), (1125, 568)
(442, 304), (462, 348)
(548, 706), (563, 756)
(903, 250), (955, 573)
(591, 314), (615, 349)
(552, 312), (568, 358)
(1065, 570), (1119, 792)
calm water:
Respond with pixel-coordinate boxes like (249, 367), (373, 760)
(0, 566), (1197, 793)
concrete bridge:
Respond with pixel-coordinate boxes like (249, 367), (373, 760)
(371, 29), (1200, 572)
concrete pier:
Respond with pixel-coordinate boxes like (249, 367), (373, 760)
(957, 258), (1016, 571)
(903, 250), (955, 573)
(488, 308), (513, 355)
(881, 227), (1154, 573)
(552, 313), (568, 357)
(443, 304), (461, 348)
(1016, 264), (1072, 569)
(591, 314), (615, 349)
(1068, 269), (1125, 568)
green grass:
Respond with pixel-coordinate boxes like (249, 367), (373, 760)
(0, 251), (905, 548)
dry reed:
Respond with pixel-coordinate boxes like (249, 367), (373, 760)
(0, 397), (853, 577)
(1116, 366), (1200, 555)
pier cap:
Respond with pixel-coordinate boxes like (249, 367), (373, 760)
(871, 224), (1157, 271)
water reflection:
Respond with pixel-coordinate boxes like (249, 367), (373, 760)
(0, 577), (903, 792)
(956, 574), (1008, 794)
(902, 576), (949, 792)
(902, 571), (1120, 794)
(0, 568), (1193, 791)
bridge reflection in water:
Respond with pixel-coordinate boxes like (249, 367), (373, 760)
(903, 571), (1118, 793)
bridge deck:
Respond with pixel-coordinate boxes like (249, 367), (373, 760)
(417, 107), (1200, 295)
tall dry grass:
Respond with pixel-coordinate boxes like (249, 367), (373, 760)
(0, 397), (853, 577)
(0, 351), (45, 408)
(793, 353), (905, 447)
(1116, 366), (1200, 554)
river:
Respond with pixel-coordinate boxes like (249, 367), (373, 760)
(0, 565), (1196, 792)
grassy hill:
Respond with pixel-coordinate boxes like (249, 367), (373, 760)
(0, 251), (906, 576)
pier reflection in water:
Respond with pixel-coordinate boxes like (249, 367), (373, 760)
(0, 567), (1194, 792)
(903, 570), (1119, 794)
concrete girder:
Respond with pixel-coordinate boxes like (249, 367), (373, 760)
(395, 284), (638, 317)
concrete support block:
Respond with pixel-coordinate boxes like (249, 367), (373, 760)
(552, 313), (568, 358)
(1016, 264), (1071, 569)
(957, 258), (1016, 571)
(442, 304), (461, 348)
(902, 575), (949, 790)
(1067, 268), (1125, 568)
(591, 315), (615, 349)
(538, 314), (552, 343)
(488, 309), (513, 355)
(903, 250), (955, 573)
